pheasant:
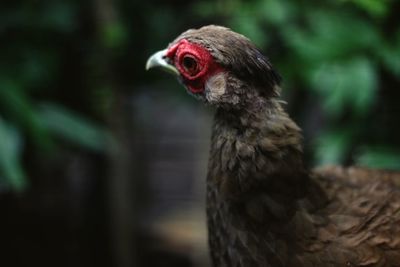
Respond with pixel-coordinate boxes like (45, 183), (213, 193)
(146, 25), (400, 267)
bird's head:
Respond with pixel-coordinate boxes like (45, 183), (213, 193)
(146, 25), (281, 109)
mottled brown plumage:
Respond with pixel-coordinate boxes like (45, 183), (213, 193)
(146, 25), (400, 267)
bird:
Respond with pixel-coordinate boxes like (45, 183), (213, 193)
(146, 25), (400, 267)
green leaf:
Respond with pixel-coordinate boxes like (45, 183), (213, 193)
(39, 104), (110, 152)
(314, 127), (355, 165)
(284, 11), (379, 63)
(0, 118), (27, 191)
(38, 1), (77, 32)
(259, 0), (293, 25)
(378, 30), (400, 77)
(0, 80), (52, 148)
(356, 147), (400, 170)
(343, 0), (390, 17)
(101, 20), (128, 48)
(311, 57), (377, 117)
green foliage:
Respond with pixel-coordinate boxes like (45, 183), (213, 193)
(0, 86), (110, 190)
(357, 147), (400, 169)
(0, 80), (51, 148)
(344, 0), (391, 17)
(101, 20), (128, 49)
(378, 30), (400, 76)
(0, 118), (26, 191)
(315, 127), (356, 165)
(311, 57), (377, 118)
(39, 104), (110, 153)
(194, 0), (400, 169)
(0, 1), (111, 190)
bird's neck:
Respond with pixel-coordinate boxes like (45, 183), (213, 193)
(206, 97), (318, 266)
(208, 97), (308, 200)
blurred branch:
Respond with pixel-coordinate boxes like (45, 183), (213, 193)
(93, 0), (136, 267)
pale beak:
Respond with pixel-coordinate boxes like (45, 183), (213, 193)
(145, 48), (179, 76)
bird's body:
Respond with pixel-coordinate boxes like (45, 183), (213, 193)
(206, 101), (400, 267)
(146, 25), (400, 267)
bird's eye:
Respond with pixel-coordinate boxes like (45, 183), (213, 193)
(181, 55), (199, 76)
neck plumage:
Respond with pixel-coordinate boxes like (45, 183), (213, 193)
(208, 96), (307, 200)
(206, 96), (315, 266)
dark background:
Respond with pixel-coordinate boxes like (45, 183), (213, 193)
(1, 0), (399, 266)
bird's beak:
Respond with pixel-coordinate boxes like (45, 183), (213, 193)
(145, 49), (179, 76)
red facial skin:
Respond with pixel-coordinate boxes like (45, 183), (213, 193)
(166, 39), (223, 94)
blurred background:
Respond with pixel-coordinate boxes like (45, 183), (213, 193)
(1, 0), (399, 266)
